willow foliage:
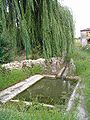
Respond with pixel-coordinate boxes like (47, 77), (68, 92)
(0, 0), (74, 62)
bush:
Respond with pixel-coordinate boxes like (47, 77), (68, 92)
(0, 36), (12, 63)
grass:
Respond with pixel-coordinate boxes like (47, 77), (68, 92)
(0, 102), (77, 120)
(0, 65), (44, 90)
(0, 54), (78, 120)
(72, 44), (90, 118)
(1, 43), (90, 119)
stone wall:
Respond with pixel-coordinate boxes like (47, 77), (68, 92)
(2, 58), (46, 70)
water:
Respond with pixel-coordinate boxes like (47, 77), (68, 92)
(14, 78), (76, 106)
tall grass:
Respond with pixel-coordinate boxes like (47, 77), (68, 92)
(0, 102), (77, 120)
(73, 44), (90, 118)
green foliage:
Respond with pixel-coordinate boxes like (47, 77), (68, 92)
(1, 0), (74, 62)
(0, 102), (77, 120)
(73, 44), (90, 118)
(42, 1), (74, 58)
(0, 65), (44, 90)
(0, 32), (13, 63)
(0, 0), (17, 63)
(21, 19), (31, 59)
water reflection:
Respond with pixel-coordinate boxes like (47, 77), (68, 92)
(14, 78), (76, 105)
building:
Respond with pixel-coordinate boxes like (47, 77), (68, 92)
(80, 28), (90, 47)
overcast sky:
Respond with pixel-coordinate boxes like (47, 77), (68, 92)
(59, 0), (90, 37)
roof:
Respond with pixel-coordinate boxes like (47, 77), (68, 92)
(80, 28), (90, 32)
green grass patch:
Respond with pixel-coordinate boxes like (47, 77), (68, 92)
(0, 65), (44, 90)
(73, 45), (90, 118)
(0, 102), (77, 120)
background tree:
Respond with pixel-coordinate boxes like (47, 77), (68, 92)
(0, 0), (74, 63)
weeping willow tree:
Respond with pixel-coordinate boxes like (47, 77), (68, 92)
(0, 0), (74, 63)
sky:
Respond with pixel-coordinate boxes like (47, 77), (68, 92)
(58, 0), (90, 37)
